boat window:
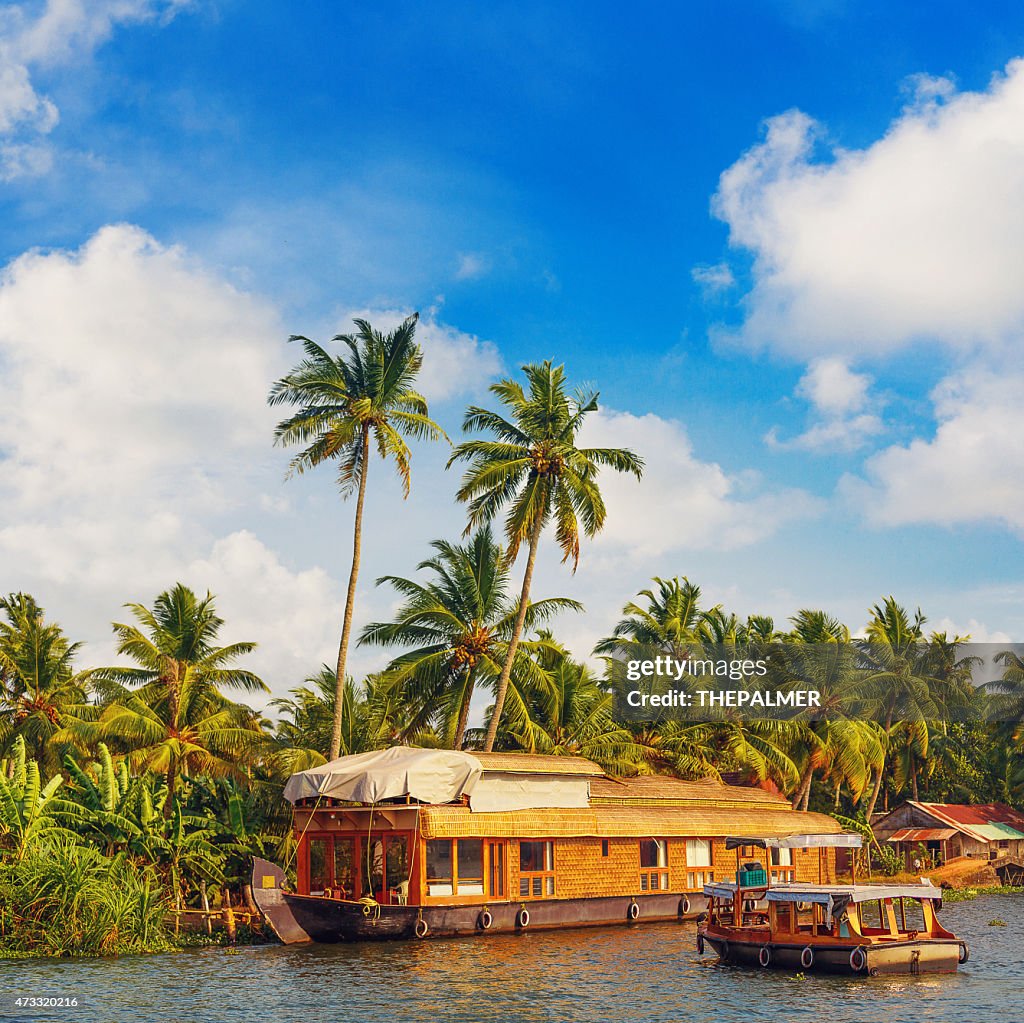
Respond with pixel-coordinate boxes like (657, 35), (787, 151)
(426, 839), (454, 897)
(334, 838), (355, 895)
(309, 838), (329, 895)
(364, 838), (385, 898)
(859, 900), (882, 930)
(685, 839), (712, 868)
(769, 846), (795, 881)
(903, 898), (925, 932)
(640, 839), (667, 868)
(687, 870), (714, 890)
(775, 902), (793, 932)
(519, 841), (555, 898)
(640, 839), (669, 891)
(488, 841), (506, 898)
(601, 839), (610, 857)
(456, 840), (484, 896)
(386, 836), (409, 897)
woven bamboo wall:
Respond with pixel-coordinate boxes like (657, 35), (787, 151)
(504, 835), (838, 900)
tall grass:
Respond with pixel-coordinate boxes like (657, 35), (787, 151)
(0, 841), (173, 956)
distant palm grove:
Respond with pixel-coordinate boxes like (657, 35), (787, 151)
(2, 315), (1022, 956)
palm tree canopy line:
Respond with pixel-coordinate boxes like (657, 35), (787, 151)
(267, 314), (448, 761)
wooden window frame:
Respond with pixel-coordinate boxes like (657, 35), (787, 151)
(518, 839), (556, 899)
(423, 838), (492, 904)
(639, 838), (669, 892)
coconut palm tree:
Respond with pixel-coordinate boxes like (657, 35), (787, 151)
(360, 527), (582, 749)
(489, 639), (645, 774)
(268, 315), (447, 760)
(61, 585), (267, 815)
(449, 360), (643, 751)
(269, 667), (430, 773)
(594, 577), (717, 661)
(0, 593), (86, 770)
(858, 597), (936, 818)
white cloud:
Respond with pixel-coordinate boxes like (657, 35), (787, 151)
(578, 409), (822, 559)
(0, 0), (187, 179)
(454, 252), (490, 281)
(930, 617), (1011, 644)
(797, 357), (869, 416)
(335, 307), (502, 403)
(842, 369), (1024, 531)
(691, 262), (735, 295)
(767, 357), (884, 452)
(0, 225), (511, 701)
(183, 531), (341, 696)
(0, 224), (337, 699)
(713, 59), (1024, 357)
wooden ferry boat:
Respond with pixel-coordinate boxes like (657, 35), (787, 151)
(252, 747), (847, 943)
(697, 835), (968, 976)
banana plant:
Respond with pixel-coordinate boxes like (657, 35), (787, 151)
(0, 736), (78, 859)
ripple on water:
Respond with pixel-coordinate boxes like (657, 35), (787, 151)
(1, 895), (1021, 1023)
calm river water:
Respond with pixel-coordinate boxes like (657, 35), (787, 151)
(2, 894), (1022, 1023)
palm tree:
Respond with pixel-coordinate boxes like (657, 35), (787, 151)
(449, 360), (643, 751)
(487, 638), (645, 774)
(594, 577), (717, 661)
(268, 315), (447, 760)
(269, 667), (428, 772)
(360, 527), (582, 749)
(859, 597), (936, 819)
(62, 585), (267, 815)
(0, 594), (86, 770)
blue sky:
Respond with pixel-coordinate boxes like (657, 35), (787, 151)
(1, 1), (1022, 700)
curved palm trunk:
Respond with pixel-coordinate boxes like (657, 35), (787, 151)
(864, 710), (894, 822)
(482, 515), (544, 753)
(791, 761), (814, 810)
(330, 428), (371, 761)
(453, 667), (476, 751)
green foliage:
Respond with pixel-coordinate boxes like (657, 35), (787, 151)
(0, 736), (79, 858)
(361, 527), (582, 748)
(0, 842), (171, 956)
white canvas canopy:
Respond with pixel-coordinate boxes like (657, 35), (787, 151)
(724, 833), (862, 850)
(283, 747), (482, 805)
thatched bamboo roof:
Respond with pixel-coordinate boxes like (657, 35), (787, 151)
(590, 774), (787, 808)
(420, 803), (842, 840)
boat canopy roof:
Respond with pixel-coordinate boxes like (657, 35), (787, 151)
(724, 833), (862, 850)
(703, 880), (943, 905)
(283, 747), (481, 805)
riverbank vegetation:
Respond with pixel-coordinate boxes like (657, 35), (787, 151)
(2, 316), (1023, 955)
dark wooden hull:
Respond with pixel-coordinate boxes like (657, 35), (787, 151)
(699, 931), (963, 976)
(284, 891), (707, 943)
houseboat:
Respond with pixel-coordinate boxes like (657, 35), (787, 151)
(252, 746), (846, 943)
(697, 835), (968, 976)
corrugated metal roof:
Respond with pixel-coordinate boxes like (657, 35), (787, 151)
(885, 828), (957, 842)
(972, 823), (1024, 841)
(471, 752), (606, 777)
(909, 802), (1024, 843)
(590, 774), (788, 807)
(420, 803), (842, 840)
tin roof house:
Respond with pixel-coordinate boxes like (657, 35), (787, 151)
(874, 801), (1024, 868)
